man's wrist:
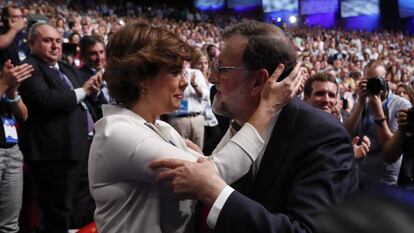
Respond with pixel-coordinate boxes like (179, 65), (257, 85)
(201, 182), (227, 206)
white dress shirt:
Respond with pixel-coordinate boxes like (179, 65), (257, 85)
(207, 111), (281, 229)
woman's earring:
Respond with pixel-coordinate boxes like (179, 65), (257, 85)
(138, 84), (147, 95)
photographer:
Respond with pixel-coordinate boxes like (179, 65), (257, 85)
(344, 60), (412, 188)
(384, 86), (414, 190)
(0, 3), (29, 67)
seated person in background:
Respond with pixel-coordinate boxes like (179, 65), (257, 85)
(88, 19), (306, 233)
(304, 72), (371, 159)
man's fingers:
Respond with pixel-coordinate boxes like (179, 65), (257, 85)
(352, 136), (360, 145)
(269, 64), (285, 82)
(286, 62), (302, 82)
(149, 158), (188, 170)
(196, 156), (208, 163)
(155, 170), (177, 184)
(293, 67), (308, 92)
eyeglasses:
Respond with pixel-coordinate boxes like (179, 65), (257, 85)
(10, 15), (24, 20)
(211, 60), (249, 76)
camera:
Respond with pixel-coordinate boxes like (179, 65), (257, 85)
(366, 76), (388, 95)
(404, 108), (414, 133)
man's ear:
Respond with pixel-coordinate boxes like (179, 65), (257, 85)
(250, 68), (269, 97)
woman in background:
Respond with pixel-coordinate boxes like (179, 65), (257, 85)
(191, 50), (221, 152)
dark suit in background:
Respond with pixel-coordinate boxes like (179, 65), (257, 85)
(19, 54), (92, 232)
(215, 98), (359, 233)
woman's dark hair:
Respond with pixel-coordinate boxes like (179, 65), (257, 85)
(104, 19), (193, 105)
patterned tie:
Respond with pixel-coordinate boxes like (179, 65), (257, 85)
(51, 66), (74, 89)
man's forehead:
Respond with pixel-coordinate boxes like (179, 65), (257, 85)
(220, 36), (248, 63)
(313, 81), (338, 92)
(37, 26), (61, 39)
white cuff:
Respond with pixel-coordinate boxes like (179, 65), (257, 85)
(74, 88), (86, 103)
(206, 185), (234, 229)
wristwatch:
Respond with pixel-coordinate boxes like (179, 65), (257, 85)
(4, 94), (21, 104)
(374, 117), (386, 125)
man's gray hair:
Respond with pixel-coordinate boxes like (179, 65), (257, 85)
(28, 22), (55, 46)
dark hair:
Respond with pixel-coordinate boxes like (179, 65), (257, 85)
(80, 35), (104, 58)
(222, 20), (297, 81)
(105, 19), (193, 105)
(304, 72), (338, 98)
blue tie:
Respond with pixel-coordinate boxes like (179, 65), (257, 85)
(52, 66), (74, 89)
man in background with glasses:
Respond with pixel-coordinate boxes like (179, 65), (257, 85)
(0, 3), (29, 67)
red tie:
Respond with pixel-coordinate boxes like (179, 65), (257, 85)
(198, 204), (212, 233)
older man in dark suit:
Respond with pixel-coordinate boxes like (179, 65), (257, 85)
(151, 20), (358, 233)
(18, 22), (101, 233)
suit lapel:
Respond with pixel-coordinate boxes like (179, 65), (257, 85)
(34, 58), (68, 89)
(253, 98), (300, 201)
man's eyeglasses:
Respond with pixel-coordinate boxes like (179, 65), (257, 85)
(9, 15), (24, 20)
(210, 60), (249, 76)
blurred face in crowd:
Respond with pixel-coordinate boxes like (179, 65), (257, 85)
(207, 45), (220, 59)
(340, 68), (349, 78)
(140, 67), (189, 115)
(306, 80), (338, 114)
(69, 33), (81, 45)
(333, 59), (342, 69)
(7, 7), (25, 24)
(395, 86), (410, 101)
(194, 55), (209, 77)
(210, 36), (253, 122)
(31, 25), (62, 65)
(84, 42), (106, 70)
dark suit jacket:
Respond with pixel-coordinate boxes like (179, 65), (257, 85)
(19, 55), (89, 161)
(78, 65), (108, 120)
(215, 98), (358, 233)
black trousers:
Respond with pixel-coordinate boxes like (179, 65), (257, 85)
(28, 159), (94, 233)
